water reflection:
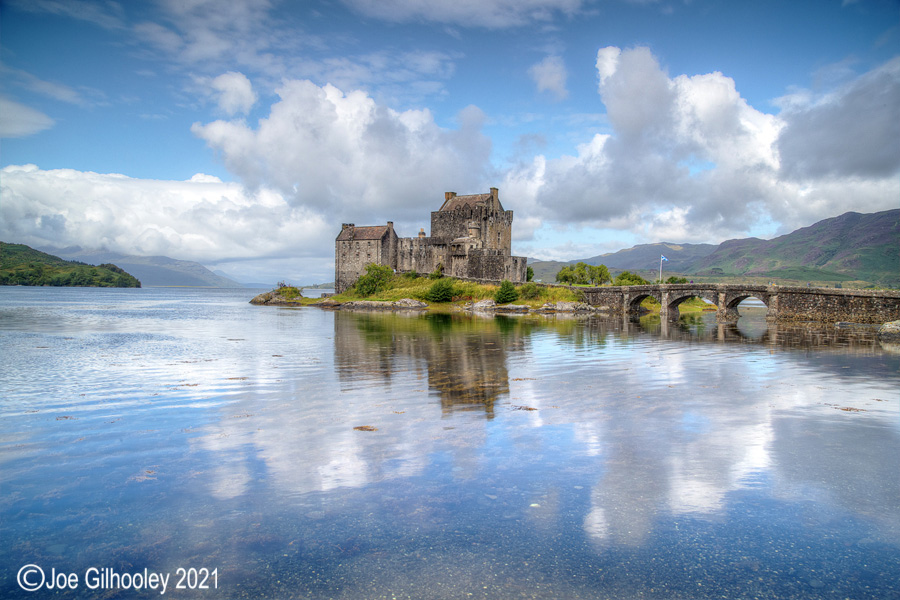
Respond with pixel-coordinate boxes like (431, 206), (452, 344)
(334, 312), (524, 416)
(633, 309), (886, 355)
(2, 289), (898, 599)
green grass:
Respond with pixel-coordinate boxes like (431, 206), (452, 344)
(330, 275), (583, 308)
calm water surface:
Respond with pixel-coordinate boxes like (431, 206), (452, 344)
(1, 287), (898, 599)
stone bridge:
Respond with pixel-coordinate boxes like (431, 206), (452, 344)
(578, 283), (900, 324)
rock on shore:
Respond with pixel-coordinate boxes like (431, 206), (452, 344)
(249, 290), (303, 306)
(333, 298), (428, 311)
(466, 299), (602, 314)
(877, 320), (900, 342)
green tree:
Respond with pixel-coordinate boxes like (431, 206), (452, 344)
(665, 275), (689, 284)
(613, 271), (650, 286)
(494, 280), (519, 303)
(556, 266), (574, 284)
(526, 266), (534, 282)
(589, 264), (610, 285)
(425, 278), (455, 302)
(573, 262), (589, 285)
(354, 263), (394, 296)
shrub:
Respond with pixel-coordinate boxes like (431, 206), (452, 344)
(429, 263), (444, 279)
(425, 278), (455, 302)
(526, 266), (534, 282)
(280, 286), (302, 299)
(494, 280), (519, 304)
(613, 270), (650, 286)
(354, 263), (394, 296)
(519, 282), (541, 300)
(557, 262), (610, 285)
(665, 275), (688, 284)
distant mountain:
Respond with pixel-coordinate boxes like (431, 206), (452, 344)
(527, 209), (898, 287)
(527, 243), (717, 282)
(526, 260), (571, 283)
(582, 242), (718, 271)
(688, 210), (899, 286)
(1, 242), (141, 287)
(40, 247), (244, 288)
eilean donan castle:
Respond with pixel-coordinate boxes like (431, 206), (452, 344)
(335, 188), (527, 293)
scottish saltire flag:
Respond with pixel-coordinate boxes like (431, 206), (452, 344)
(661, 255), (668, 261)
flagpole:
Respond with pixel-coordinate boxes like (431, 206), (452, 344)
(659, 255), (663, 284)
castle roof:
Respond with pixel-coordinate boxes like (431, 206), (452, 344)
(439, 193), (493, 212)
(336, 225), (390, 241)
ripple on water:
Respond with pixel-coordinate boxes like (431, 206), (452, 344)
(1, 288), (898, 599)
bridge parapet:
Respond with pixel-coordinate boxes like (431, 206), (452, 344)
(577, 284), (900, 323)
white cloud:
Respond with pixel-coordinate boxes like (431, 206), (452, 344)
(191, 79), (493, 225)
(0, 80), (498, 282)
(0, 97), (54, 138)
(509, 46), (899, 249)
(132, 0), (309, 78)
(340, 0), (585, 28)
(529, 55), (569, 100)
(776, 56), (900, 180)
(0, 164), (331, 275)
(595, 45), (620, 86)
(202, 71), (257, 116)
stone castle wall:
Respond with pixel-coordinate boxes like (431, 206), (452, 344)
(335, 225), (398, 293)
(336, 189), (526, 291)
(430, 205), (513, 250)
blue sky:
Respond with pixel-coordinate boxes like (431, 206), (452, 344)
(1, 0), (898, 285)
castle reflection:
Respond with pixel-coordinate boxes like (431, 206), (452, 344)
(333, 311), (529, 417)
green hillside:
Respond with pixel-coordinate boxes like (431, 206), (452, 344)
(688, 210), (899, 286)
(582, 242), (717, 271)
(526, 260), (571, 283)
(529, 210), (898, 288)
(0, 242), (141, 287)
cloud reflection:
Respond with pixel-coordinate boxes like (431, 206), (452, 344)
(188, 311), (899, 550)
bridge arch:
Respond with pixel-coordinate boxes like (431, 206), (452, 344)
(664, 290), (718, 318)
(624, 290), (661, 315)
(718, 291), (772, 323)
(579, 283), (900, 324)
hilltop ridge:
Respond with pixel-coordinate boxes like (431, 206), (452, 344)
(528, 209), (899, 287)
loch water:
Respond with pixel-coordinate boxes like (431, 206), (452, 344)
(1, 286), (898, 599)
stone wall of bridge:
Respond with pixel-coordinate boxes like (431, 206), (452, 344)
(440, 280), (900, 323)
(769, 286), (900, 324)
(578, 283), (900, 324)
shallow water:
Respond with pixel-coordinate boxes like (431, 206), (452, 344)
(1, 287), (898, 599)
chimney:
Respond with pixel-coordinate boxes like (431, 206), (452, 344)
(342, 223), (355, 230)
(490, 187), (498, 202)
(387, 221), (393, 230)
(445, 192), (457, 201)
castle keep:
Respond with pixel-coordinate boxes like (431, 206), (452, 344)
(335, 188), (527, 293)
